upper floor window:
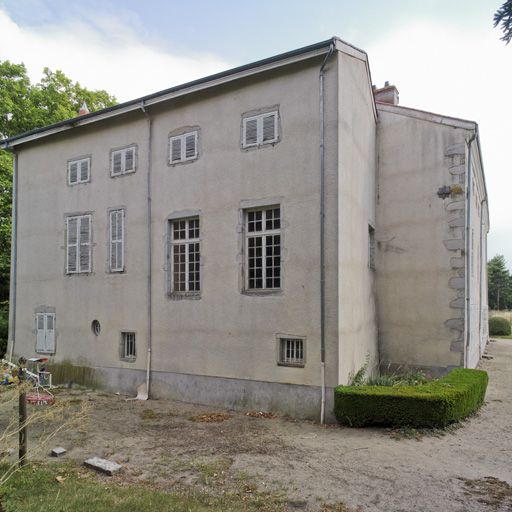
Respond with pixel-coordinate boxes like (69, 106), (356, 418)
(111, 146), (136, 177)
(109, 209), (125, 272)
(68, 157), (90, 185)
(242, 111), (278, 148)
(66, 214), (92, 274)
(245, 206), (281, 290)
(169, 131), (198, 164)
(169, 217), (201, 294)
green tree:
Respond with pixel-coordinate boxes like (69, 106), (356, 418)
(0, 60), (117, 353)
(494, 1), (512, 44)
(488, 255), (512, 310)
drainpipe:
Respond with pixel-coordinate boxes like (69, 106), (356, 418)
(141, 101), (152, 396)
(465, 128), (478, 368)
(319, 41), (334, 424)
(5, 145), (18, 363)
(478, 197), (488, 356)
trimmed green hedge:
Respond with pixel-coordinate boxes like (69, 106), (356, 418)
(334, 368), (488, 428)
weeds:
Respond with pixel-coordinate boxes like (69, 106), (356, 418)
(350, 356), (438, 388)
(348, 351), (371, 386)
(383, 420), (465, 441)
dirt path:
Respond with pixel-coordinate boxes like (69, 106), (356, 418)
(13, 339), (512, 511)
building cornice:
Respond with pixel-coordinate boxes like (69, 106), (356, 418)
(2, 39), (339, 148)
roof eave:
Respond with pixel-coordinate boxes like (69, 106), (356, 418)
(1, 39), (335, 149)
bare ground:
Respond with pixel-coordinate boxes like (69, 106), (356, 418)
(11, 339), (512, 511)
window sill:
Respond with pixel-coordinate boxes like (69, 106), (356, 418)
(277, 362), (305, 368)
(168, 293), (202, 301)
(242, 289), (283, 297)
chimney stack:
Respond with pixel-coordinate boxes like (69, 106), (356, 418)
(373, 83), (399, 105)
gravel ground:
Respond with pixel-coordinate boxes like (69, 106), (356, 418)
(8, 338), (512, 511)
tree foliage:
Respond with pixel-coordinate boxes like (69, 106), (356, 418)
(0, 60), (117, 352)
(494, 1), (512, 45)
(488, 255), (512, 310)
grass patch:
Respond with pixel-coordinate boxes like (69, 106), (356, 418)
(0, 460), (362, 512)
(383, 421), (464, 441)
(0, 461), (286, 512)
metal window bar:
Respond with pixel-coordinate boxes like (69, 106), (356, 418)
(283, 339), (303, 364)
(124, 333), (136, 358)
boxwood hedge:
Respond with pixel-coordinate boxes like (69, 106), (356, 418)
(334, 368), (488, 428)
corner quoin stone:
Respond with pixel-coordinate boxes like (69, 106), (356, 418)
(84, 457), (122, 475)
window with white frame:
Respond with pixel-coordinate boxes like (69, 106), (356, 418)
(169, 131), (198, 164)
(111, 146), (136, 176)
(121, 332), (136, 361)
(68, 157), (90, 185)
(66, 214), (92, 274)
(170, 217), (200, 293)
(277, 336), (305, 367)
(36, 313), (55, 354)
(242, 111), (278, 148)
(109, 209), (125, 272)
(245, 207), (281, 290)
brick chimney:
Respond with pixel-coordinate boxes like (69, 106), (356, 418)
(78, 101), (89, 116)
(373, 82), (399, 105)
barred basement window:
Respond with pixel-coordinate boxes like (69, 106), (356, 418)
(121, 332), (136, 361)
(277, 336), (305, 367)
(68, 157), (90, 185)
(170, 217), (200, 293)
(242, 111), (278, 148)
(111, 146), (136, 176)
(169, 131), (198, 164)
(245, 207), (281, 290)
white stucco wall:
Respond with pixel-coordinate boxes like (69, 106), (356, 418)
(10, 49), (372, 419)
(335, 46), (379, 383)
(376, 104), (487, 374)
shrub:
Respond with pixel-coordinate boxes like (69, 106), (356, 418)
(489, 316), (511, 336)
(334, 368), (488, 428)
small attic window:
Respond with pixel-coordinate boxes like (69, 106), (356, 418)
(242, 110), (279, 148)
(111, 146), (136, 177)
(68, 157), (90, 185)
(169, 131), (198, 164)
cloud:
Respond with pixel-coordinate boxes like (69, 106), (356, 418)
(0, 7), (234, 102)
(367, 21), (511, 264)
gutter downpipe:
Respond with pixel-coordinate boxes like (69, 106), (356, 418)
(319, 41), (334, 424)
(141, 101), (152, 397)
(465, 127), (478, 369)
(5, 145), (17, 363)
(478, 196), (488, 357)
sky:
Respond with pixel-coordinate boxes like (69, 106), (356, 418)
(0, 0), (510, 268)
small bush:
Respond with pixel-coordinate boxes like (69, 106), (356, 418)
(489, 316), (511, 336)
